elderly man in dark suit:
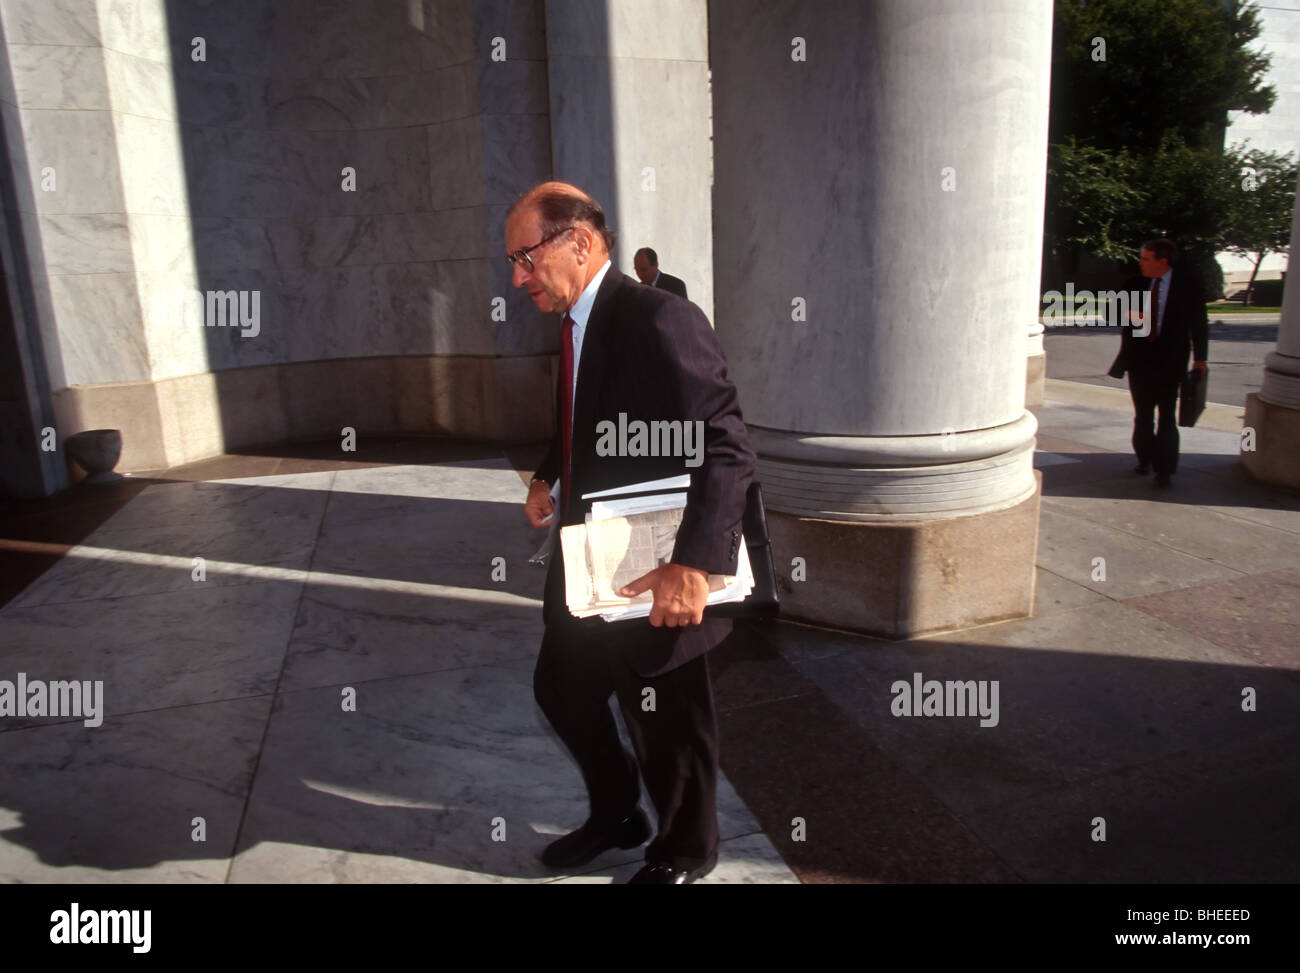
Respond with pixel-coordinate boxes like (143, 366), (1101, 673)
(508, 181), (754, 884)
(1108, 238), (1209, 487)
(633, 246), (689, 300)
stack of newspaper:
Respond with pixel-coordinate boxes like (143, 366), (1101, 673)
(552, 475), (754, 622)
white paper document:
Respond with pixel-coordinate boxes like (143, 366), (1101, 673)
(559, 479), (753, 622)
(589, 491), (688, 521)
(581, 474), (690, 500)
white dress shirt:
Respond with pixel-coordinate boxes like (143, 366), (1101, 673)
(1151, 267), (1171, 337)
(565, 259), (612, 429)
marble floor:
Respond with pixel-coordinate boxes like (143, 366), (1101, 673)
(1, 383), (1297, 883)
(0, 451), (793, 883)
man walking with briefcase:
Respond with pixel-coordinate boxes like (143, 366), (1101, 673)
(1108, 238), (1209, 487)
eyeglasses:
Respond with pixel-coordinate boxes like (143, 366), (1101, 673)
(506, 226), (576, 274)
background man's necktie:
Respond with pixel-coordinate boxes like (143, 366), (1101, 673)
(561, 313), (574, 518)
(1148, 278), (1160, 341)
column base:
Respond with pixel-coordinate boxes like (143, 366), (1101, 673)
(1241, 392), (1300, 488)
(768, 472), (1041, 638)
(1026, 352), (1046, 407)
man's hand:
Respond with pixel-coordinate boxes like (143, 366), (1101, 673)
(1193, 360), (1208, 375)
(525, 479), (553, 528)
(620, 563), (709, 627)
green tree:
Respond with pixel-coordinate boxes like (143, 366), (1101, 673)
(1050, 0), (1274, 152)
(1045, 139), (1145, 262)
(1223, 145), (1296, 302)
(1045, 0), (1277, 291)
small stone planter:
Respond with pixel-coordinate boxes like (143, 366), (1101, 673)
(66, 429), (124, 484)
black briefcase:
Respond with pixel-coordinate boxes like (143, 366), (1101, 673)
(707, 481), (780, 620)
(1179, 368), (1207, 427)
(1107, 347), (1128, 379)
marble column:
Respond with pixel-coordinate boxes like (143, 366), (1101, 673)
(711, 0), (1052, 636)
(1241, 171), (1300, 486)
(543, 0), (713, 319)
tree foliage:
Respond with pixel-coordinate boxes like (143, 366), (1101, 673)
(1050, 0), (1274, 152)
(1045, 0), (1285, 291)
(1224, 146), (1297, 299)
(1045, 139), (1144, 260)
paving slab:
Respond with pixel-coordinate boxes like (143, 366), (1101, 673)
(0, 698), (271, 881)
(1125, 567), (1300, 673)
(227, 665), (782, 883)
(1041, 493), (1300, 575)
(5, 517), (321, 609)
(1036, 507), (1244, 598)
(280, 581), (541, 693)
(1032, 566), (1110, 617)
(716, 665), (1021, 883)
(782, 600), (1296, 818)
(960, 720), (1300, 883)
(0, 581), (302, 726)
(84, 472), (336, 532)
(309, 493), (540, 595)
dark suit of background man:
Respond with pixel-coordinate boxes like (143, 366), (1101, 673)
(633, 246), (689, 300)
(1108, 238), (1208, 487)
(508, 182), (754, 884)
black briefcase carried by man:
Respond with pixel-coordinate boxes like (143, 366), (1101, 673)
(707, 481), (780, 620)
(1179, 368), (1207, 427)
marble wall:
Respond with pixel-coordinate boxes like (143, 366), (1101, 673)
(157, 0), (556, 372)
(546, 0), (714, 320)
(1, 0), (146, 393)
(0, 0), (558, 476)
(0, 10), (63, 497)
(2, 0), (715, 483)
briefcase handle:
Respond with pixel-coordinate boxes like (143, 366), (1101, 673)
(707, 481), (780, 620)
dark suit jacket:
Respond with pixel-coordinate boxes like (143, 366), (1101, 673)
(654, 271), (688, 300)
(1108, 268), (1209, 385)
(534, 269), (754, 676)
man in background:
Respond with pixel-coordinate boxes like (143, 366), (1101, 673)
(1108, 238), (1209, 487)
(633, 247), (688, 300)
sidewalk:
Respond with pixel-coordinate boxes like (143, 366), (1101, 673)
(1042, 313), (1281, 325)
(0, 384), (1296, 882)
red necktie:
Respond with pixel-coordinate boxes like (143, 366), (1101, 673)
(560, 313), (574, 519)
(1148, 278), (1160, 341)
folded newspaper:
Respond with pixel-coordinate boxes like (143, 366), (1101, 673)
(558, 477), (754, 622)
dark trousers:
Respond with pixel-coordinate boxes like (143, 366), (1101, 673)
(533, 621), (720, 871)
(1128, 365), (1181, 476)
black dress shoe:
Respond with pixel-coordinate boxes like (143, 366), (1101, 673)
(1133, 463), (1151, 475)
(1155, 473), (1171, 487)
(541, 809), (651, 869)
(626, 856), (717, 885)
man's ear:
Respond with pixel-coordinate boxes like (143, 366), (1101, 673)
(572, 225), (595, 260)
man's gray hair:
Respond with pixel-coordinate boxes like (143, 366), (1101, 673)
(508, 185), (616, 253)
